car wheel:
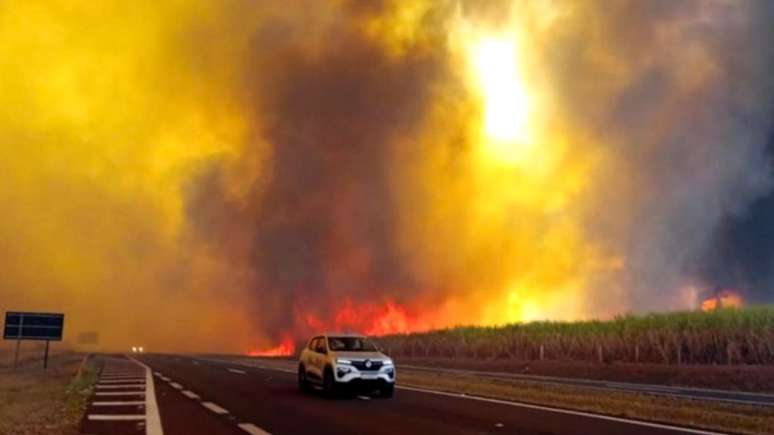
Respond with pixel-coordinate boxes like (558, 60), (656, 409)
(298, 365), (309, 392)
(380, 384), (394, 398)
(322, 367), (337, 396)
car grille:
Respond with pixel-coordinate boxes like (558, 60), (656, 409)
(352, 360), (382, 371)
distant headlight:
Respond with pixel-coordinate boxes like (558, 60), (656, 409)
(382, 359), (393, 366)
(336, 358), (352, 365)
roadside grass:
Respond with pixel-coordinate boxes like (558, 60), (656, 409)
(377, 305), (774, 366)
(398, 369), (774, 435)
(0, 353), (97, 435)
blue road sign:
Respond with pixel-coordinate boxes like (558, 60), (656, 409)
(3, 312), (64, 341)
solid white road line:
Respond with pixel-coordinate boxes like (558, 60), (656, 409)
(96, 384), (145, 389)
(228, 368), (247, 375)
(397, 386), (725, 435)
(92, 401), (146, 406)
(96, 391), (146, 396)
(182, 390), (200, 399)
(238, 423), (272, 435)
(201, 401), (229, 415)
(170, 382), (183, 390)
(88, 414), (146, 421)
(127, 355), (164, 435)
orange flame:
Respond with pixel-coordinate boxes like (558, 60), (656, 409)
(248, 336), (295, 357)
(254, 299), (436, 353)
(300, 298), (432, 336)
(331, 298), (429, 336)
(701, 290), (743, 311)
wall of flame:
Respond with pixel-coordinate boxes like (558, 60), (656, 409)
(1, 1), (772, 353)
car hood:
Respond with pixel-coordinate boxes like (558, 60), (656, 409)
(331, 351), (387, 360)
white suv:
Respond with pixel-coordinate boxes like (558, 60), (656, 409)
(298, 333), (395, 397)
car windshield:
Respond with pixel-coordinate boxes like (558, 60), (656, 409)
(327, 336), (378, 352)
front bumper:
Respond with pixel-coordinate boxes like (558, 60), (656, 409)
(334, 366), (395, 385)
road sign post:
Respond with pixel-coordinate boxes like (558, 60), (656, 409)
(44, 340), (50, 369)
(4, 312), (65, 370)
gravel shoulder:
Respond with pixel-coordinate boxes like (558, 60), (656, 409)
(0, 352), (97, 435)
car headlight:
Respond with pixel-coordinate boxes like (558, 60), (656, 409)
(382, 359), (393, 366)
(336, 358), (352, 365)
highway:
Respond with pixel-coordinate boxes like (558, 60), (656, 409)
(80, 354), (725, 435)
(399, 365), (774, 407)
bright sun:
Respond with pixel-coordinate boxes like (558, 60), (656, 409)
(471, 36), (533, 165)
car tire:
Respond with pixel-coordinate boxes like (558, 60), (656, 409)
(322, 367), (337, 397)
(298, 364), (310, 392)
(380, 384), (394, 398)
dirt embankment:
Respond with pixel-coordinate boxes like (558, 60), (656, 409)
(0, 352), (97, 435)
(396, 357), (774, 392)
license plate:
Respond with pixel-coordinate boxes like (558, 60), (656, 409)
(361, 374), (378, 380)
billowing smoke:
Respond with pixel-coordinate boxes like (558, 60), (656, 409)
(1, 0), (773, 353)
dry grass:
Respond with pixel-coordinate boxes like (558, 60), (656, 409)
(397, 369), (774, 435)
(0, 353), (97, 435)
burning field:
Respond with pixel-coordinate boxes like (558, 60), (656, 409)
(1, 1), (773, 354)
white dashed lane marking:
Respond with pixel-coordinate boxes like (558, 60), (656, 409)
(238, 423), (272, 435)
(201, 401), (229, 415)
(228, 368), (247, 375)
(182, 390), (200, 399)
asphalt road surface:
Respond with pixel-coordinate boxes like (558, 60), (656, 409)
(399, 365), (774, 407)
(80, 354), (726, 435)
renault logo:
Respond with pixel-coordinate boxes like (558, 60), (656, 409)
(365, 360), (372, 368)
